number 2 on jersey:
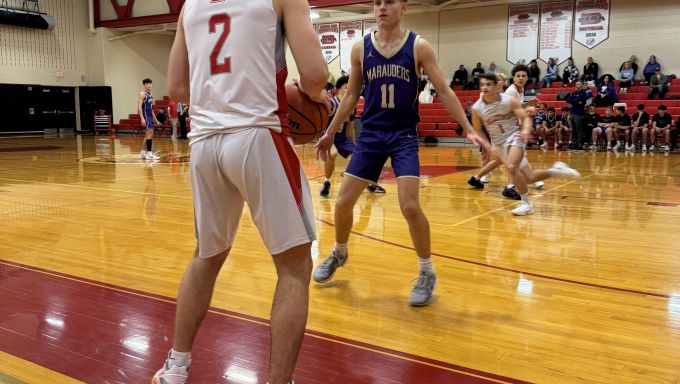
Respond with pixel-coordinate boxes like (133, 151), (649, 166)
(209, 14), (231, 75)
(380, 84), (395, 109)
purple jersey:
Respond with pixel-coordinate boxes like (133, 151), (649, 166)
(361, 30), (420, 129)
(141, 91), (154, 125)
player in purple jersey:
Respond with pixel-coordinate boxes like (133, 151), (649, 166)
(138, 78), (160, 160)
(314, 0), (492, 307)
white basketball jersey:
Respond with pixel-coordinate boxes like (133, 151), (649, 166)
(472, 93), (519, 145)
(183, 0), (288, 144)
(504, 84), (524, 104)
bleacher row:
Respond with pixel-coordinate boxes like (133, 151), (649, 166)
(107, 79), (680, 140)
(356, 78), (680, 140)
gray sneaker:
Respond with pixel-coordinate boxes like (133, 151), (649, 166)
(409, 272), (437, 306)
(313, 250), (347, 283)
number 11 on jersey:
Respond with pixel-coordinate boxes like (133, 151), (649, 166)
(381, 84), (395, 109)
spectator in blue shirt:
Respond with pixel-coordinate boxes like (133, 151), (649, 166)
(642, 55), (660, 85)
(619, 62), (634, 93)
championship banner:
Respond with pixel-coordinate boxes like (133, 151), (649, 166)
(539, 1), (573, 64)
(506, 3), (539, 65)
(574, 0), (610, 49)
(363, 19), (377, 37)
(340, 21), (363, 74)
(318, 23), (340, 64)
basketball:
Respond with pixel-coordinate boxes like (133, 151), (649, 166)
(285, 83), (329, 145)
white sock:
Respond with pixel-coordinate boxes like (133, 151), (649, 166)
(325, 178), (331, 182)
(521, 193), (529, 202)
(418, 257), (434, 275)
(507, 184), (515, 189)
(169, 349), (191, 368)
(334, 242), (348, 257)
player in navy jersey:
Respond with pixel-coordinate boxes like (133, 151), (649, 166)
(320, 76), (386, 198)
(138, 78), (160, 160)
(314, 0), (492, 307)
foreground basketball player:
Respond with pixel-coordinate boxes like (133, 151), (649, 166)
(314, 0), (492, 306)
(153, 1), (328, 383)
(468, 65), (544, 195)
(472, 74), (580, 216)
(138, 78), (160, 160)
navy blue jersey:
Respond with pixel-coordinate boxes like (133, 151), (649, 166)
(361, 30), (420, 129)
(141, 91), (154, 121)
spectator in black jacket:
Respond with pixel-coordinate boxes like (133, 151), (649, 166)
(528, 59), (540, 89)
(583, 57), (599, 84)
(451, 65), (468, 88)
(471, 62), (484, 89)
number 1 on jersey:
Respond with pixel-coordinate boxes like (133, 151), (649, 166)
(209, 14), (231, 75)
(381, 84), (395, 109)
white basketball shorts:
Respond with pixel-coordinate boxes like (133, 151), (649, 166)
(190, 128), (316, 257)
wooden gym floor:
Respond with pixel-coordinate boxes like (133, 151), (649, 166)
(1, 135), (679, 383)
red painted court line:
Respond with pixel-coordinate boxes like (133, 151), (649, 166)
(314, 218), (671, 299)
(0, 146), (63, 152)
(0, 260), (530, 384)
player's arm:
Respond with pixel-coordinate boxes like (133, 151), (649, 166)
(511, 98), (532, 141)
(347, 121), (356, 143)
(417, 39), (472, 135)
(282, 0), (328, 102)
(468, 108), (498, 157)
(168, 7), (190, 102)
(315, 41), (363, 160)
(137, 91), (146, 126)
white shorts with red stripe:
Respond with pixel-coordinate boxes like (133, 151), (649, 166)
(190, 128), (316, 258)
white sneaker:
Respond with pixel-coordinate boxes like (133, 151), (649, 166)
(534, 181), (545, 190)
(512, 201), (534, 216)
(540, 142), (548, 150)
(140, 150), (147, 159)
(146, 152), (160, 160)
(480, 173), (491, 184)
(642, 144), (647, 152)
(152, 354), (190, 384)
(554, 142), (559, 150)
(664, 145), (670, 152)
(607, 145), (612, 151)
(549, 161), (581, 178)
(613, 141), (621, 151)
(626, 144), (634, 152)
(589, 144), (597, 151)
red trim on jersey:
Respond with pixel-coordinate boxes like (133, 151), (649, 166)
(269, 130), (302, 208)
(275, 67), (291, 137)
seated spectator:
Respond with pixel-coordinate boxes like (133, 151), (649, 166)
(648, 67), (669, 100)
(562, 57), (579, 87)
(488, 61), (499, 73)
(631, 104), (650, 152)
(619, 62), (634, 93)
(620, 55), (638, 79)
(471, 62), (484, 89)
(532, 102), (547, 132)
(541, 58), (558, 88)
(539, 107), (560, 149)
(451, 64), (469, 88)
(582, 56), (599, 85)
(584, 104), (601, 148)
(590, 106), (615, 150)
(650, 105), (672, 152)
(642, 55), (660, 85)
(612, 106), (632, 151)
(558, 107), (572, 149)
(156, 107), (167, 125)
(595, 74), (617, 107)
(527, 59), (540, 89)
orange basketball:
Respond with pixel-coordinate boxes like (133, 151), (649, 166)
(285, 84), (329, 145)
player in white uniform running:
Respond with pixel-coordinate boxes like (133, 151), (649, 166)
(471, 73), (580, 215)
(153, 1), (329, 383)
(468, 65), (544, 196)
